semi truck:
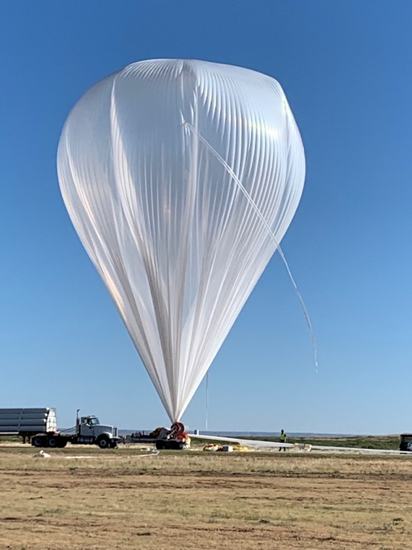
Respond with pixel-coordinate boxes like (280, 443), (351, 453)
(0, 408), (120, 449)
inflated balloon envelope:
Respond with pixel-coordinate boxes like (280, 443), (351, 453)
(57, 59), (306, 422)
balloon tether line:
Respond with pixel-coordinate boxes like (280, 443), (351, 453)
(205, 371), (209, 430)
(184, 121), (319, 372)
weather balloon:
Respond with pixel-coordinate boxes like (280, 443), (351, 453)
(57, 59), (305, 422)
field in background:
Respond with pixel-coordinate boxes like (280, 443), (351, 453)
(0, 442), (411, 549)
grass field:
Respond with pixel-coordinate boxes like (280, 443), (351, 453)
(0, 442), (411, 550)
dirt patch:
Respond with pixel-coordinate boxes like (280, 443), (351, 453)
(0, 449), (411, 549)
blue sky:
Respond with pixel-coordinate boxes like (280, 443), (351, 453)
(1, 1), (411, 434)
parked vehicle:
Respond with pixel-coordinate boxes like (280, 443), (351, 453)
(400, 434), (412, 452)
(123, 421), (190, 450)
(0, 408), (119, 449)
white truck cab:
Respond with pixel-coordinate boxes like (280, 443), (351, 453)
(76, 414), (119, 448)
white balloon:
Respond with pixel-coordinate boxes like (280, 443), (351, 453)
(57, 59), (305, 422)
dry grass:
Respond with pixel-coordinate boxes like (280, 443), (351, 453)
(0, 445), (411, 549)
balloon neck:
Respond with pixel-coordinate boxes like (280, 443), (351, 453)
(170, 421), (186, 436)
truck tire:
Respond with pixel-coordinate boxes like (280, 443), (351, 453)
(32, 436), (44, 448)
(97, 435), (110, 449)
(48, 437), (58, 448)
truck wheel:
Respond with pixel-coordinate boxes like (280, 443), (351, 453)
(48, 437), (58, 448)
(32, 436), (43, 448)
(97, 436), (110, 449)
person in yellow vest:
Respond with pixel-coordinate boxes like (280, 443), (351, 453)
(279, 429), (287, 451)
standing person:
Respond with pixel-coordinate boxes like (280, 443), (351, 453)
(279, 429), (287, 451)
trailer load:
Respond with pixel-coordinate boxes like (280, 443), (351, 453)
(0, 408), (57, 441)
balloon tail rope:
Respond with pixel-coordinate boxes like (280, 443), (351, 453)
(184, 121), (318, 373)
(205, 371), (209, 430)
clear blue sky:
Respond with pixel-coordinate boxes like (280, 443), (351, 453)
(1, 1), (411, 434)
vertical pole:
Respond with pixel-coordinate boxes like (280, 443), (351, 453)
(205, 371), (209, 431)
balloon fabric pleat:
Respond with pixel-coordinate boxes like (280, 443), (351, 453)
(57, 59), (305, 422)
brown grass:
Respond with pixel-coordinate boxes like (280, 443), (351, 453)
(0, 444), (411, 549)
